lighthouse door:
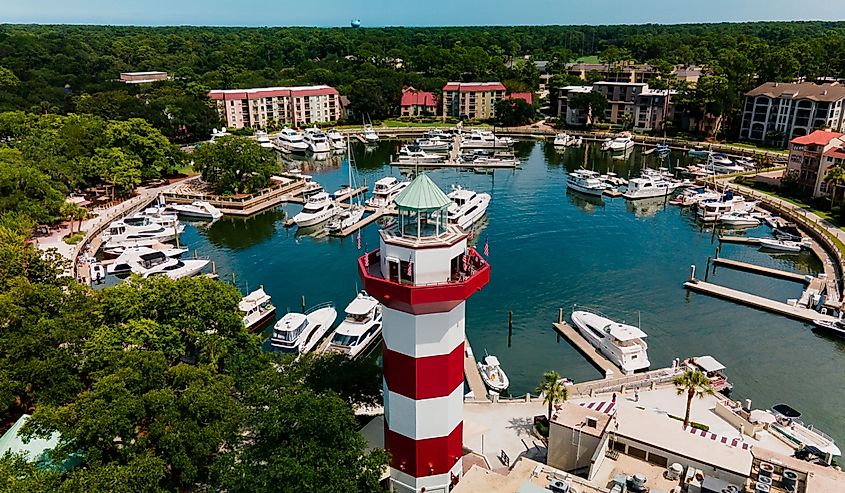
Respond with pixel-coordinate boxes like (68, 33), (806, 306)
(387, 258), (400, 283)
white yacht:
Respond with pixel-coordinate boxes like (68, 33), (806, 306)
(123, 210), (180, 231)
(293, 192), (337, 227)
(604, 135), (635, 152)
(696, 193), (755, 222)
(719, 210), (761, 227)
(366, 177), (409, 208)
(363, 124), (379, 142)
(327, 129), (346, 150)
(623, 173), (681, 200)
(167, 201), (223, 221)
(462, 131), (514, 149)
(106, 245), (187, 275)
(398, 146), (442, 163)
(567, 169), (606, 197)
(239, 287), (276, 333)
(270, 302), (338, 354)
(446, 186), (490, 230)
(325, 207), (365, 234)
(759, 238), (803, 252)
(553, 133), (581, 147)
(276, 127), (309, 154)
(477, 354), (509, 392)
(414, 138), (451, 152)
(120, 250), (209, 279)
(102, 218), (183, 249)
(300, 174), (324, 197)
(570, 309), (650, 374)
(705, 153), (745, 174)
(326, 292), (383, 358)
(255, 131), (275, 150)
(304, 127), (332, 154)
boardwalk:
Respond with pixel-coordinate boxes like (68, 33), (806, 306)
(683, 280), (836, 324)
(464, 338), (491, 402)
(552, 322), (618, 377)
(713, 257), (810, 283)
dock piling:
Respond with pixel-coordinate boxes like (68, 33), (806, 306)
(301, 295), (306, 313)
(508, 310), (513, 348)
(705, 256), (712, 282)
(689, 264), (696, 282)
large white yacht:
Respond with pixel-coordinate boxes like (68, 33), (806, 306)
(326, 292), (383, 358)
(106, 245), (187, 275)
(327, 129), (346, 150)
(239, 287), (276, 333)
(293, 192), (338, 227)
(398, 145), (442, 163)
(167, 201), (223, 221)
(705, 153), (745, 174)
(270, 302), (338, 354)
(363, 124), (379, 142)
(303, 128), (332, 154)
(255, 131), (275, 150)
(570, 309), (650, 374)
(102, 218), (183, 249)
(566, 169), (606, 197)
(603, 135), (635, 152)
(462, 131), (513, 149)
(366, 177), (409, 208)
(446, 186), (490, 230)
(118, 250), (209, 280)
(276, 127), (309, 154)
(623, 172), (681, 200)
(696, 192), (756, 222)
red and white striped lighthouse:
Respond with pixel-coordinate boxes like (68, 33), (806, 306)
(359, 174), (489, 493)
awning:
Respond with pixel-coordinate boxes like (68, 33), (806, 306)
(694, 355), (726, 372)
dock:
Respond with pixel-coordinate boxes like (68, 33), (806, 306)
(464, 338), (491, 402)
(353, 134), (368, 143)
(552, 321), (618, 377)
(603, 189), (623, 198)
(683, 279), (836, 324)
(719, 235), (761, 245)
(713, 258), (810, 284)
(336, 209), (389, 237)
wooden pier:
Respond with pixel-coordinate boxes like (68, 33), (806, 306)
(463, 338), (491, 402)
(336, 209), (389, 237)
(719, 235), (761, 245)
(683, 279), (836, 323)
(713, 258), (810, 283)
(603, 189), (623, 198)
(552, 321), (618, 377)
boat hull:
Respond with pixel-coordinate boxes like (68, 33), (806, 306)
(245, 308), (277, 333)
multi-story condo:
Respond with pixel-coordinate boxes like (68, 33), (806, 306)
(786, 130), (845, 197)
(400, 88), (437, 116)
(208, 85), (342, 129)
(740, 82), (845, 147)
(442, 82), (506, 119)
(558, 82), (675, 130)
(566, 61), (657, 84)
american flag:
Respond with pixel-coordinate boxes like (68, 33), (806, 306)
(462, 251), (469, 271)
(469, 225), (475, 240)
(357, 230), (361, 250)
(407, 259), (413, 277)
(483, 235), (489, 257)
(363, 244), (369, 267)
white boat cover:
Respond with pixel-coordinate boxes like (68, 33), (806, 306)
(345, 296), (378, 315)
(694, 355), (726, 372)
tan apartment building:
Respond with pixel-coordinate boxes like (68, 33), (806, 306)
(558, 82), (676, 130)
(442, 82), (506, 119)
(208, 85), (342, 129)
(786, 129), (845, 197)
(119, 71), (169, 84)
(565, 62), (703, 86)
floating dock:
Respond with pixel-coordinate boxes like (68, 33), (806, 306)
(335, 209), (389, 237)
(603, 189), (623, 198)
(719, 235), (761, 245)
(683, 279), (836, 324)
(463, 338), (491, 402)
(552, 321), (619, 377)
(713, 258), (810, 284)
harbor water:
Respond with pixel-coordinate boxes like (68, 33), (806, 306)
(178, 140), (845, 445)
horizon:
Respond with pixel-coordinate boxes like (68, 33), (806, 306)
(3, 0), (843, 28)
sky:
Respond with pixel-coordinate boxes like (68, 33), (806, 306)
(2, 0), (842, 27)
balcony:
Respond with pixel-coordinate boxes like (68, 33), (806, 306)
(358, 248), (490, 314)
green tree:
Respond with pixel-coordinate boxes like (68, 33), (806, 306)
(0, 149), (66, 224)
(536, 370), (568, 422)
(824, 166), (845, 206)
(569, 91), (608, 127)
(192, 135), (278, 195)
(494, 98), (536, 127)
(92, 147), (143, 199)
(673, 369), (715, 429)
(0, 66), (20, 89)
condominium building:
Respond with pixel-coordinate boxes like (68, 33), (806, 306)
(208, 85), (342, 129)
(442, 82), (506, 119)
(740, 82), (845, 147)
(786, 130), (845, 197)
(399, 88), (437, 116)
(557, 82), (675, 130)
(565, 62), (704, 87)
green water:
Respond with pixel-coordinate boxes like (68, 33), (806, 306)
(179, 141), (845, 445)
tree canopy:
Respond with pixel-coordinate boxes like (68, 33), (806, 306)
(192, 136), (278, 195)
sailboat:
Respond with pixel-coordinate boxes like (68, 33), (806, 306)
(326, 140), (366, 234)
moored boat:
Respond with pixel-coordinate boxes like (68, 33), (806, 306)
(325, 292), (382, 358)
(446, 186), (490, 230)
(239, 287), (276, 332)
(570, 308), (650, 375)
(567, 169), (605, 197)
(167, 201), (223, 221)
(477, 354), (509, 392)
(758, 238), (803, 252)
(270, 302), (338, 354)
(366, 176), (409, 208)
(293, 192), (337, 227)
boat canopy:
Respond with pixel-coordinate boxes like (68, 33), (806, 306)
(694, 355), (726, 373)
(483, 355), (501, 367)
(604, 322), (647, 341)
(239, 288), (270, 311)
(345, 296), (378, 316)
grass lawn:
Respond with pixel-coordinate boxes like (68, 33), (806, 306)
(722, 142), (789, 155)
(175, 163), (196, 175)
(736, 179), (845, 227)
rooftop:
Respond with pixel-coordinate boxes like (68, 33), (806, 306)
(746, 81), (845, 101)
(393, 173), (451, 212)
(790, 130), (845, 146)
(208, 85), (339, 100)
(443, 81), (507, 92)
(400, 89), (437, 107)
(454, 457), (607, 493)
(0, 414), (79, 472)
(504, 92), (533, 105)
(551, 401), (611, 438)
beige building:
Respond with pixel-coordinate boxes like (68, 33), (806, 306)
(442, 82), (506, 119)
(557, 82), (676, 130)
(786, 129), (845, 197)
(565, 62), (703, 86)
(208, 85), (342, 129)
(119, 71), (169, 84)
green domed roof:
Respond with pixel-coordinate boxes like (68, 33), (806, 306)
(393, 173), (451, 212)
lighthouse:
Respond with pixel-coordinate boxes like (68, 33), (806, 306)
(359, 174), (490, 493)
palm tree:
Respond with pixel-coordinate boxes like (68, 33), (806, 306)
(536, 370), (568, 422)
(824, 166), (845, 207)
(673, 369), (715, 429)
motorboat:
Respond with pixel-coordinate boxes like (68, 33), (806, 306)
(696, 192), (756, 222)
(303, 127), (332, 154)
(414, 138), (451, 152)
(688, 145), (711, 158)
(326, 292), (382, 358)
(270, 302), (338, 354)
(462, 131), (514, 149)
(90, 262), (105, 283)
(567, 169), (606, 197)
(120, 250), (208, 279)
(276, 127), (309, 154)
(397, 146), (442, 163)
(363, 124), (379, 142)
(570, 309), (650, 375)
(759, 238), (803, 252)
(477, 354), (509, 392)
(603, 135), (635, 152)
(773, 223), (803, 241)
(366, 177), (409, 208)
(446, 186), (490, 230)
(553, 133), (578, 147)
(812, 318), (845, 339)
(599, 172), (627, 190)
(107, 245), (188, 275)
(719, 210), (761, 227)
(102, 218), (184, 249)
(167, 201), (223, 221)
(293, 192), (337, 227)
(239, 287), (276, 333)
(326, 138), (366, 234)
(255, 131), (275, 150)
(735, 157), (756, 169)
(768, 404), (841, 464)
(325, 207), (365, 234)
(622, 173), (681, 200)
(669, 188), (721, 207)
(423, 128), (452, 141)
(327, 129), (346, 150)
(705, 153), (745, 174)
(300, 175), (324, 197)
(130, 205), (180, 229)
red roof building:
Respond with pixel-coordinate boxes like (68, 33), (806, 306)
(208, 85), (342, 129)
(790, 130), (844, 146)
(504, 92), (534, 105)
(400, 89), (437, 117)
(787, 129), (845, 198)
(441, 82), (507, 119)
